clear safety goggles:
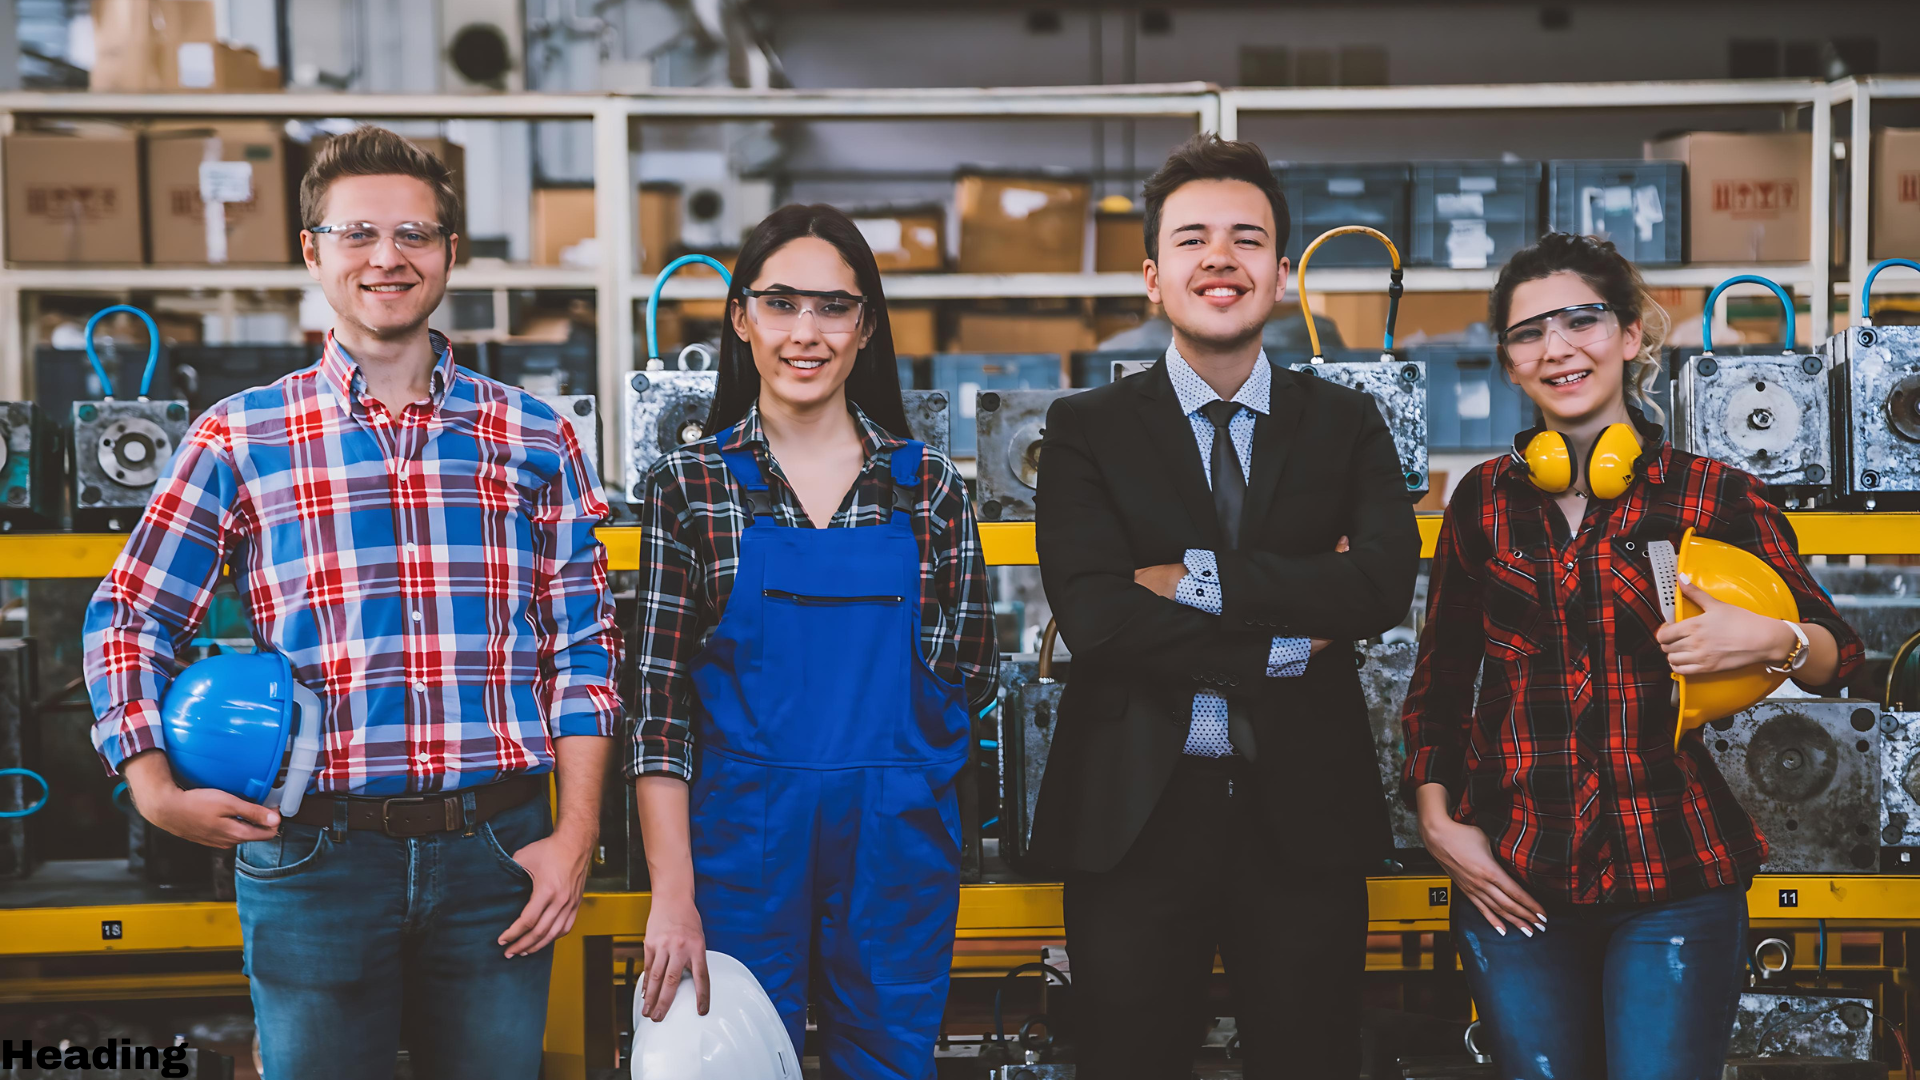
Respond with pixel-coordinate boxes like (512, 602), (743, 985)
(307, 221), (451, 252)
(1499, 303), (1619, 366)
(741, 288), (868, 335)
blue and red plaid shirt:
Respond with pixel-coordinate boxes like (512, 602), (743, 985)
(1401, 423), (1864, 904)
(83, 330), (623, 795)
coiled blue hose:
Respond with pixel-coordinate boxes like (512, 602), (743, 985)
(1862, 259), (1920, 324)
(1701, 274), (1796, 355)
(0, 768), (48, 818)
(645, 255), (733, 367)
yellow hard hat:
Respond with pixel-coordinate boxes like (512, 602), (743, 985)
(1671, 527), (1799, 748)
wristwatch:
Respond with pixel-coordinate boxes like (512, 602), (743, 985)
(1766, 620), (1810, 676)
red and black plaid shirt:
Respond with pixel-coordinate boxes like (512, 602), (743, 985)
(1401, 425), (1864, 904)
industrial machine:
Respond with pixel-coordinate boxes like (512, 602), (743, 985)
(1828, 259), (1920, 509)
(69, 307), (191, 533)
(0, 401), (61, 530)
(542, 394), (603, 480)
(1360, 642), (1423, 855)
(1701, 700), (1882, 873)
(998, 621), (1065, 872)
(0, 638), (43, 879)
(974, 388), (1082, 523)
(1291, 226), (1429, 499)
(1673, 275), (1834, 507)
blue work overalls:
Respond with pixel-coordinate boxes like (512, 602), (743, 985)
(688, 429), (970, 1079)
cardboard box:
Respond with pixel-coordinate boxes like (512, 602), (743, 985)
(889, 305), (938, 356)
(852, 207), (944, 272)
(955, 172), (1090, 274)
(1872, 129), (1920, 261)
(5, 126), (143, 265)
(147, 121), (294, 265)
(639, 182), (683, 276)
(954, 312), (1095, 354)
(91, 1), (280, 92)
(532, 187), (596, 267)
(1095, 210), (1147, 273)
(1646, 131), (1811, 262)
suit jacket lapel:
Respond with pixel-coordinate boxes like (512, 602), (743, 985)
(1242, 362), (1302, 541)
(1136, 362), (1221, 549)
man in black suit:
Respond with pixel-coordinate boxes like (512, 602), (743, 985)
(1032, 134), (1420, 1078)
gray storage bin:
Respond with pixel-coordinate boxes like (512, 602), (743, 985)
(1418, 344), (1534, 450)
(1411, 161), (1544, 269)
(1274, 163), (1411, 269)
(1548, 160), (1685, 266)
(930, 353), (1063, 456)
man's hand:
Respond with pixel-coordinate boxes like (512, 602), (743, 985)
(1134, 563), (1186, 600)
(498, 826), (596, 958)
(122, 751), (278, 849)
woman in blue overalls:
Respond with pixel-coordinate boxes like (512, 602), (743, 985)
(629, 203), (1000, 1078)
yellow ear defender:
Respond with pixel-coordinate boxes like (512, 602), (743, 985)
(1515, 422), (1641, 500)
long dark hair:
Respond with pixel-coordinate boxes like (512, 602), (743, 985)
(1488, 232), (1671, 424)
(705, 203), (912, 439)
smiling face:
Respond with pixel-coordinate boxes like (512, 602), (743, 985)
(1503, 271), (1644, 429)
(301, 173), (455, 342)
(730, 236), (875, 414)
(1144, 178), (1288, 354)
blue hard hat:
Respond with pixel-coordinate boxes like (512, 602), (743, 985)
(159, 652), (324, 815)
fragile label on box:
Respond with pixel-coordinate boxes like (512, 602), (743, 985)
(26, 186), (118, 220)
(199, 161), (253, 204)
(1713, 179), (1797, 217)
(1904, 172), (1919, 203)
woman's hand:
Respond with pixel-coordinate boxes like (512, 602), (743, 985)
(1415, 783), (1546, 938)
(1656, 579), (1798, 676)
(641, 889), (709, 1022)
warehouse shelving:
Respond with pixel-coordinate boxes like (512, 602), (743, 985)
(1837, 77), (1920, 305)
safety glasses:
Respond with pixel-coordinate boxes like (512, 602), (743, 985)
(741, 288), (868, 335)
(307, 221), (451, 253)
(1499, 303), (1619, 366)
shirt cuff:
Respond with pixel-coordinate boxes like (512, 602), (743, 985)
(1267, 636), (1311, 678)
(93, 699), (166, 777)
(1175, 548), (1223, 615)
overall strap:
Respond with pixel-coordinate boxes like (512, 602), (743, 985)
(887, 440), (924, 518)
(715, 425), (777, 521)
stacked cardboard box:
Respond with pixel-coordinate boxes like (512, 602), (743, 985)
(1646, 132), (1811, 263)
(1873, 129), (1920, 261)
(146, 121), (296, 264)
(955, 171), (1090, 274)
(4, 123), (144, 264)
(91, 0), (280, 92)
(852, 206), (945, 272)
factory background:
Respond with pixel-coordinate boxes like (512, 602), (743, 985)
(3, 1), (1920, 1077)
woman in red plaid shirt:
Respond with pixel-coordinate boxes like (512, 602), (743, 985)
(1400, 233), (1864, 1080)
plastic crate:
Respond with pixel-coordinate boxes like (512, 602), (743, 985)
(167, 345), (316, 417)
(1416, 344), (1535, 451)
(1274, 163), (1411, 269)
(1410, 161), (1544, 269)
(929, 353), (1063, 457)
(1070, 348), (1163, 387)
(1548, 160), (1685, 266)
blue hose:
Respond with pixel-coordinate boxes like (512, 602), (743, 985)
(0, 768), (49, 818)
(646, 255), (733, 366)
(1862, 259), (1920, 323)
(82, 305), (164, 399)
(1701, 274), (1796, 355)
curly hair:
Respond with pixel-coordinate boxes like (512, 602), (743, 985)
(1489, 232), (1671, 425)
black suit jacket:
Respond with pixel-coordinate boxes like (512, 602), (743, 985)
(1031, 358), (1421, 874)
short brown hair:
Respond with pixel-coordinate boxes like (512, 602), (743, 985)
(299, 125), (463, 236)
(1141, 133), (1289, 262)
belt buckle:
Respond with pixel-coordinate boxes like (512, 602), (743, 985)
(380, 796), (433, 836)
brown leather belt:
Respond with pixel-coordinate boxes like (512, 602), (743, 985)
(284, 774), (545, 838)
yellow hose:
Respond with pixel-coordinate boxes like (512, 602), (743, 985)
(1296, 225), (1403, 361)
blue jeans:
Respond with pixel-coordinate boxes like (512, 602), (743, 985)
(235, 793), (555, 1080)
(1454, 883), (1749, 1080)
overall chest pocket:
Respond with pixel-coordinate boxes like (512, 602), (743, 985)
(1481, 551), (1546, 661)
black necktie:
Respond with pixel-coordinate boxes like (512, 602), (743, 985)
(1200, 399), (1257, 762)
(1202, 400), (1246, 550)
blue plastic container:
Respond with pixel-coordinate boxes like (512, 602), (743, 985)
(930, 353), (1064, 456)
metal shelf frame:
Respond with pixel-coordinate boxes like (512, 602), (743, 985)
(1835, 77), (1920, 317)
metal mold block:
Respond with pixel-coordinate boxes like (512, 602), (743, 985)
(1291, 358), (1429, 497)
(69, 399), (190, 533)
(1360, 641), (1421, 851)
(625, 372), (950, 504)
(974, 389), (1082, 523)
(0, 402), (61, 530)
(1673, 351), (1833, 501)
(1729, 990), (1875, 1062)
(538, 394), (601, 480)
(1873, 710), (1920, 868)
(1701, 700), (1881, 873)
(997, 657), (1065, 869)
(1830, 324), (1920, 501)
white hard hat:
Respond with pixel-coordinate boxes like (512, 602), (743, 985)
(630, 951), (799, 1080)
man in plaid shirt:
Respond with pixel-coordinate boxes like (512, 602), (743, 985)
(83, 127), (620, 1080)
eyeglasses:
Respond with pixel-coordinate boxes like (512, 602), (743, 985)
(741, 288), (867, 335)
(1499, 303), (1620, 366)
(307, 221), (451, 252)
